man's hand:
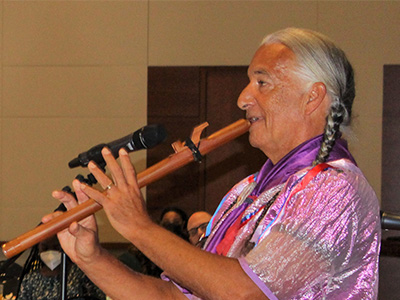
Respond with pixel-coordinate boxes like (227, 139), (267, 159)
(42, 179), (102, 265)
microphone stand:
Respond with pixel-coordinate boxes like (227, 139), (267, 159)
(60, 251), (67, 300)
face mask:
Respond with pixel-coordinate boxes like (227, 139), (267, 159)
(40, 250), (62, 271)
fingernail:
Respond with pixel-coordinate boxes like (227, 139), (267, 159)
(120, 148), (128, 156)
(102, 147), (111, 154)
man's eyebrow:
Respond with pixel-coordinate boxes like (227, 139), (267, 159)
(254, 69), (268, 75)
(249, 69), (272, 78)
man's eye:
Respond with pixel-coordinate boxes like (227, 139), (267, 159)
(257, 80), (267, 86)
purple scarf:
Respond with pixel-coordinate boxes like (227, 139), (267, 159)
(204, 135), (356, 253)
(251, 134), (356, 196)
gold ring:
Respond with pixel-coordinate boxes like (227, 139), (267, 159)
(105, 183), (114, 190)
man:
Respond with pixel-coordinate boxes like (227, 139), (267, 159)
(44, 28), (380, 299)
(187, 211), (212, 246)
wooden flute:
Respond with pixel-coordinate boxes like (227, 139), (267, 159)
(2, 119), (250, 258)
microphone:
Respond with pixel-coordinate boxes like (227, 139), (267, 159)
(68, 124), (167, 168)
(381, 210), (400, 230)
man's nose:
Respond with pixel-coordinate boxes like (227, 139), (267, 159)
(237, 83), (254, 110)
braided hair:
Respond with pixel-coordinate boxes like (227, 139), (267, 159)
(262, 28), (355, 165)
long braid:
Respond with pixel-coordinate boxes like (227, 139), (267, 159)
(312, 100), (345, 166)
(313, 57), (355, 166)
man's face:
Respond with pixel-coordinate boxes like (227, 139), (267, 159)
(187, 212), (212, 246)
(237, 43), (310, 164)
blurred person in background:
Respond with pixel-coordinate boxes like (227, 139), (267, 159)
(187, 211), (212, 247)
(17, 235), (105, 300)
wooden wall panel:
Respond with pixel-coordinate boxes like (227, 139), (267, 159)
(148, 67), (201, 118)
(380, 65), (400, 300)
(147, 67), (203, 221)
(147, 66), (266, 221)
(382, 65), (400, 213)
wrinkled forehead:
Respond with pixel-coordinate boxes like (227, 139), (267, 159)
(248, 43), (298, 78)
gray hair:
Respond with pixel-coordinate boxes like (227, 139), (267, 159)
(262, 27), (355, 165)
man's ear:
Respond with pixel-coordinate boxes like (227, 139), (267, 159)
(305, 82), (328, 115)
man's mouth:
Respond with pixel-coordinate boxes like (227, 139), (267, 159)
(248, 116), (260, 124)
